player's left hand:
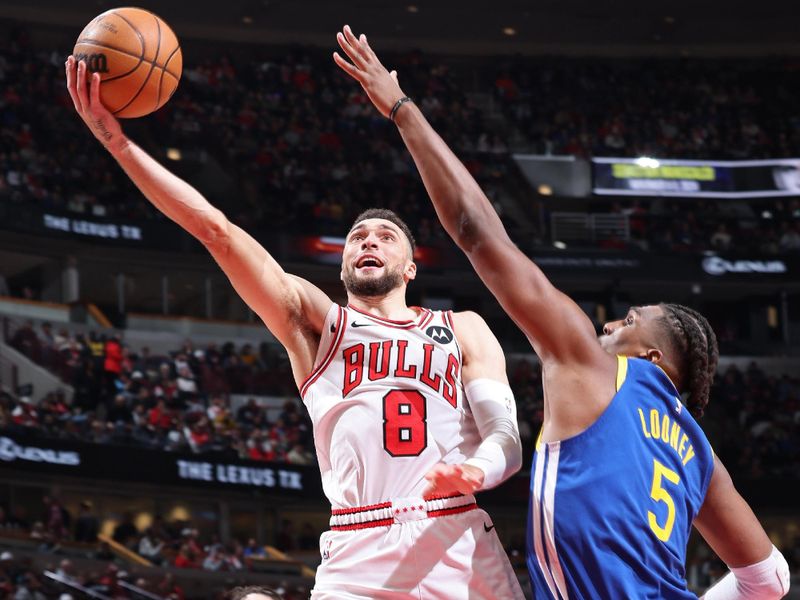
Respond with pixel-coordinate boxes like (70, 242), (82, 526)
(65, 56), (126, 153)
(422, 463), (485, 499)
(333, 25), (406, 119)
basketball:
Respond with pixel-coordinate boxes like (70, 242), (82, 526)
(73, 7), (182, 118)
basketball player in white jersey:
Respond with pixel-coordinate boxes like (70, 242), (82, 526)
(66, 57), (524, 599)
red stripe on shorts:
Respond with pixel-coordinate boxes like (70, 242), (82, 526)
(427, 502), (477, 519)
(331, 501), (392, 516)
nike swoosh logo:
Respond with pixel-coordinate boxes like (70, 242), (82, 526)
(483, 523), (495, 533)
(350, 321), (375, 328)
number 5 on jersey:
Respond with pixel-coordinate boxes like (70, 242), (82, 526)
(383, 389), (427, 456)
(648, 458), (681, 542)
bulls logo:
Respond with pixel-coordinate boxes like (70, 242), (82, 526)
(425, 325), (453, 344)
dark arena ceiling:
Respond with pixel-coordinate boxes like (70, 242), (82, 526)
(1, 0), (800, 56)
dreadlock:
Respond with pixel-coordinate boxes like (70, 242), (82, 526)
(658, 303), (719, 419)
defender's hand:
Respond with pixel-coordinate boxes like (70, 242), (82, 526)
(422, 463), (485, 499)
(65, 56), (126, 153)
(333, 25), (406, 119)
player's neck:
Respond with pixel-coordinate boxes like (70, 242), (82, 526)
(347, 289), (416, 321)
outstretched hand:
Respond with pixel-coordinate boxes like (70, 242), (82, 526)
(422, 463), (485, 499)
(333, 25), (407, 119)
(65, 56), (126, 152)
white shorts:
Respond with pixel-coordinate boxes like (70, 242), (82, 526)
(311, 501), (524, 600)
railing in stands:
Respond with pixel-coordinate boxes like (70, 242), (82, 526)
(119, 580), (167, 600)
(550, 212), (630, 244)
(263, 545), (316, 578)
(98, 533), (154, 567)
(43, 571), (113, 600)
(87, 303), (112, 328)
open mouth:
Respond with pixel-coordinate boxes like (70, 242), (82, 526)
(356, 255), (384, 269)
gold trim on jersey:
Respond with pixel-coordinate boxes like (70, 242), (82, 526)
(616, 355), (628, 392)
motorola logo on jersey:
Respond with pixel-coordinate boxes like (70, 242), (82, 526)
(425, 325), (453, 344)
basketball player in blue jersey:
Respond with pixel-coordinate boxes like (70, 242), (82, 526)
(335, 25), (791, 599)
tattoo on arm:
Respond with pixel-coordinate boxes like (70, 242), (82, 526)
(93, 119), (113, 142)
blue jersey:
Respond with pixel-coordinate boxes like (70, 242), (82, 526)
(527, 356), (714, 599)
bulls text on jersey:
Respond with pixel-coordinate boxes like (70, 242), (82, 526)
(341, 339), (460, 406)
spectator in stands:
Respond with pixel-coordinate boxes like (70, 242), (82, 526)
(173, 544), (198, 569)
(86, 332), (105, 372)
(10, 397), (37, 429)
(10, 321), (40, 363)
(38, 322), (56, 368)
(138, 527), (164, 566)
(226, 542), (245, 571)
(54, 559), (77, 585)
(236, 398), (262, 428)
(93, 541), (115, 561)
(74, 500), (98, 543)
(111, 511), (138, 548)
(12, 571), (47, 600)
(709, 223), (733, 251)
(155, 573), (185, 600)
(286, 443), (314, 465)
(175, 365), (198, 402)
(103, 334), (123, 401)
(181, 527), (204, 558)
(239, 344), (257, 367)
(42, 496), (69, 541)
(92, 564), (124, 598)
(0, 551), (17, 593)
(106, 394), (132, 427)
(242, 538), (266, 559)
(298, 523), (317, 551)
(275, 519), (295, 553)
(202, 547), (225, 572)
(185, 418), (213, 453)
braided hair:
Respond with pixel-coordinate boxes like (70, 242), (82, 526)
(658, 303), (719, 419)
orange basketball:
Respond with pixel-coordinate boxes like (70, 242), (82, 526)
(73, 7), (182, 118)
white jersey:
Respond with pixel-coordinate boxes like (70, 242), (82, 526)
(301, 303), (482, 509)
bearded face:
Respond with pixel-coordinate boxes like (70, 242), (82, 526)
(341, 218), (416, 299)
(342, 260), (405, 297)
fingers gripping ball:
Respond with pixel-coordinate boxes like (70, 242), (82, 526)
(73, 7), (182, 118)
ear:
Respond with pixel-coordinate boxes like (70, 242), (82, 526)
(404, 260), (417, 282)
(643, 348), (663, 364)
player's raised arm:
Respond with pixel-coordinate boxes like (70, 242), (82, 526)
(65, 57), (331, 383)
(333, 27), (599, 366)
